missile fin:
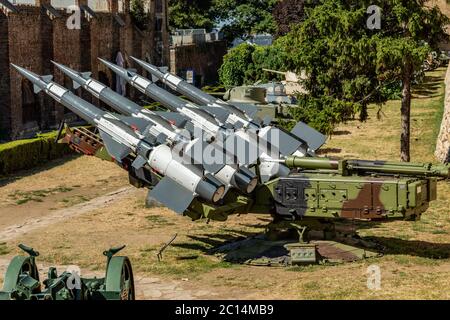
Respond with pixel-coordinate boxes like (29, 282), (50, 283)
(115, 115), (150, 133)
(156, 133), (168, 144)
(201, 106), (230, 123)
(262, 115), (273, 126)
(203, 163), (226, 175)
(72, 81), (81, 90)
(159, 66), (169, 73)
(149, 177), (194, 214)
(155, 111), (189, 127)
(224, 135), (258, 166)
(98, 130), (131, 162)
(126, 69), (137, 78)
(41, 75), (53, 82)
(33, 84), (43, 94)
(131, 155), (148, 170)
(259, 161), (290, 183)
(188, 138), (226, 174)
(261, 127), (303, 156)
(81, 72), (92, 79)
(178, 119), (189, 129)
(152, 75), (159, 83)
(290, 121), (326, 151)
(227, 102), (259, 118)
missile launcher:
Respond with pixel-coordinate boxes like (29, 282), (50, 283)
(11, 62), (449, 246)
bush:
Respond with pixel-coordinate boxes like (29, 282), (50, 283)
(288, 95), (361, 135)
(218, 42), (288, 86)
(0, 132), (73, 176)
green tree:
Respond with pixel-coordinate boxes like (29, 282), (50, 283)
(168, 0), (277, 42)
(212, 0), (278, 42)
(279, 1), (387, 133)
(168, 0), (215, 31)
(130, 0), (150, 30)
(219, 41), (289, 86)
(370, 0), (449, 161)
(219, 43), (256, 86)
(217, 0), (449, 155)
(287, 0), (449, 160)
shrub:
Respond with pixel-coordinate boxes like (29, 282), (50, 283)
(0, 131), (73, 176)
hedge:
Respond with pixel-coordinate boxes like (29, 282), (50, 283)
(0, 131), (73, 176)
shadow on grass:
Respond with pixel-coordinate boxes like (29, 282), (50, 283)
(174, 226), (450, 262)
(412, 75), (444, 98)
(0, 154), (80, 188)
(366, 236), (450, 259)
(332, 130), (352, 136)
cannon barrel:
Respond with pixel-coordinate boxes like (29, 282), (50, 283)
(285, 156), (450, 178)
(262, 68), (288, 76)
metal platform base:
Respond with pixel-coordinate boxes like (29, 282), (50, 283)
(211, 220), (382, 266)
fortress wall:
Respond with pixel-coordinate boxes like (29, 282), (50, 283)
(7, 6), (46, 138)
(0, 0), (169, 140)
(0, 14), (11, 138)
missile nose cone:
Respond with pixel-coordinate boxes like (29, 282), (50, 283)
(129, 56), (145, 67)
(51, 61), (77, 78)
(50, 60), (62, 68)
(10, 64), (43, 85)
(98, 58), (132, 80)
(10, 63), (30, 76)
(51, 61), (72, 75)
(130, 56), (159, 74)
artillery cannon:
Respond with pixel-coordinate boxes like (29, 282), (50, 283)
(0, 244), (135, 300)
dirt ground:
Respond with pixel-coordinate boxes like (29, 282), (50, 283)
(0, 68), (449, 300)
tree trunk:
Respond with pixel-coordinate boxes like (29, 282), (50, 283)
(400, 62), (412, 162)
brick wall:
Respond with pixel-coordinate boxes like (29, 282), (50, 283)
(0, 0), (169, 141)
(170, 41), (227, 87)
(0, 13), (11, 139)
(7, 6), (45, 139)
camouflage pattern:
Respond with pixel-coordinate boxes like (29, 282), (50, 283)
(179, 156), (448, 223)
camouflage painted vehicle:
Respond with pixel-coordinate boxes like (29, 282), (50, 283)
(184, 156), (449, 221)
(0, 244), (134, 300)
(223, 85), (293, 120)
(222, 69), (309, 121)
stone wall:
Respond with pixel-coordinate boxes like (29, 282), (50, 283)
(436, 63), (450, 163)
(169, 41), (227, 87)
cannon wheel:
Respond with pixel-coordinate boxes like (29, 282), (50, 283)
(105, 257), (135, 300)
(2, 256), (40, 292)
